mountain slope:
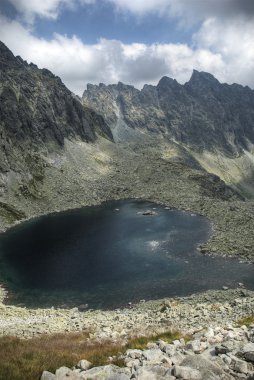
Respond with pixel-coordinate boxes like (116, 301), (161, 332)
(82, 72), (254, 196)
(0, 41), (115, 222)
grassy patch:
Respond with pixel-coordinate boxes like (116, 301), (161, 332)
(125, 330), (183, 350)
(235, 315), (254, 327)
(0, 329), (188, 380)
(0, 333), (123, 380)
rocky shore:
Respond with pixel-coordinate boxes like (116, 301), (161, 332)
(0, 287), (253, 340)
(2, 285), (254, 380)
(41, 321), (254, 380)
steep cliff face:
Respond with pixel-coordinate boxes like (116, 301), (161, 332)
(0, 41), (116, 224)
(82, 71), (254, 155)
(0, 41), (113, 175)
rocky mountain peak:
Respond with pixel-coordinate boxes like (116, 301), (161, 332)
(0, 40), (12, 55)
(156, 75), (185, 99)
(157, 76), (179, 89)
(187, 69), (220, 90)
(0, 41), (23, 70)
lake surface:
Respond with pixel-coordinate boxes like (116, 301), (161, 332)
(0, 200), (253, 309)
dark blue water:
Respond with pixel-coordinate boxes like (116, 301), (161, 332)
(0, 200), (253, 309)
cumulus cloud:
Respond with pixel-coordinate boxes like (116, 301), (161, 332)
(1, 0), (254, 94)
(8, 0), (95, 22)
(194, 17), (254, 87)
(8, 0), (254, 24)
(8, 0), (68, 21)
(0, 14), (227, 95)
(170, 0), (254, 20)
(89, 0), (254, 23)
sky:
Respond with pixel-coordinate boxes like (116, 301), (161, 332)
(0, 0), (254, 95)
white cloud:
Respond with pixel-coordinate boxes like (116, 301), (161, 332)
(106, 0), (170, 15)
(8, 0), (67, 21)
(8, 0), (95, 23)
(9, 0), (254, 24)
(106, 0), (254, 25)
(0, 14), (227, 95)
(1, 0), (254, 94)
(194, 17), (254, 87)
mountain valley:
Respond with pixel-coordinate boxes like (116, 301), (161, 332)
(0, 41), (254, 262)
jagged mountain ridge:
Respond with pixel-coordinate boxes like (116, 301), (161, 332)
(0, 41), (113, 175)
(82, 71), (254, 155)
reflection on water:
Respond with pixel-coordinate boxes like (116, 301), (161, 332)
(0, 199), (253, 309)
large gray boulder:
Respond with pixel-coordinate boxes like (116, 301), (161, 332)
(55, 367), (83, 380)
(239, 342), (254, 363)
(41, 371), (56, 380)
(80, 364), (130, 379)
(142, 348), (167, 364)
(77, 359), (92, 370)
(173, 365), (202, 380)
(135, 365), (175, 380)
(180, 355), (233, 380)
(55, 366), (73, 379)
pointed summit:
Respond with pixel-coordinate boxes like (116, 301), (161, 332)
(188, 70), (220, 85)
(0, 40), (10, 52)
(0, 40), (23, 70)
(0, 40), (15, 59)
(157, 76), (179, 88)
(185, 70), (221, 95)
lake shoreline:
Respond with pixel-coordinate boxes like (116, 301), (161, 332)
(1, 199), (253, 311)
(0, 286), (254, 340)
(0, 134), (253, 339)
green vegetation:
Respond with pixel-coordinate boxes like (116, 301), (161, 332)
(0, 329), (186, 380)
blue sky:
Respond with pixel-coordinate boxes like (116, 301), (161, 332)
(0, 0), (195, 44)
(0, 0), (254, 95)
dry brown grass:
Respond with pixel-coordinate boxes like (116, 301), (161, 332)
(0, 329), (188, 380)
(235, 315), (254, 327)
(0, 332), (123, 380)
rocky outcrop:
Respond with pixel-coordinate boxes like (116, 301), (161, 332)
(82, 71), (254, 156)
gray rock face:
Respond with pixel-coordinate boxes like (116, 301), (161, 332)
(0, 41), (113, 175)
(239, 343), (254, 363)
(55, 366), (73, 378)
(41, 371), (56, 380)
(180, 355), (232, 380)
(82, 71), (254, 156)
(135, 365), (174, 379)
(78, 364), (130, 379)
(173, 365), (202, 380)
